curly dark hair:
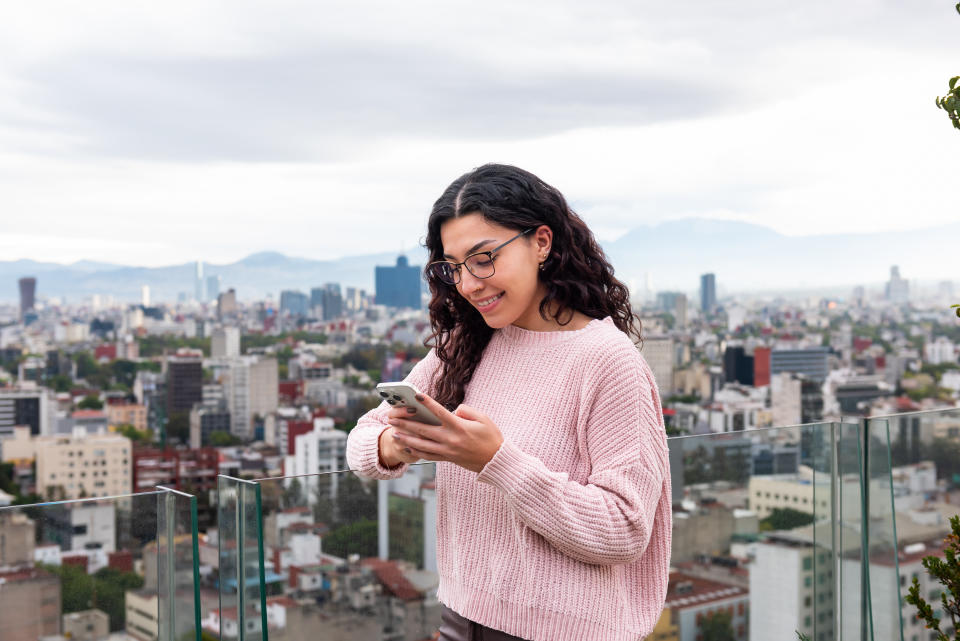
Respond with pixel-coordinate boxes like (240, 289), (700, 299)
(424, 163), (641, 409)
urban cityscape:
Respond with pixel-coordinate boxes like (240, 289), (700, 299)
(0, 252), (957, 641)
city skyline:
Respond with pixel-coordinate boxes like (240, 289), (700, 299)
(1, 2), (956, 266)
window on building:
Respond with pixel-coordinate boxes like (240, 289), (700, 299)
(803, 557), (813, 571)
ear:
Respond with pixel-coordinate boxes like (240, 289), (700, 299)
(533, 225), (552, 255)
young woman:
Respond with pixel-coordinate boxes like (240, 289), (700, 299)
(346, 164), (672, 641)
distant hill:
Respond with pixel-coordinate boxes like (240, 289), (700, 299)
(0, 218), (954, 303)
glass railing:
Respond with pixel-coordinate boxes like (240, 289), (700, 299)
(0, 487), (200, 641)
(9, 408), (958, 641)
(209, 420), (908, 641)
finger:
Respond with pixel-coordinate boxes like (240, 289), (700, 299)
(413, 392), (457, 424)
(453, 404), (485, 421)
(392, 431), (449, 457)
(389, 418), (446, 442)
(408, 447), (446, 462)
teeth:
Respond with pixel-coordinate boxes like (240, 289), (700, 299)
(477, 293), (503, 306)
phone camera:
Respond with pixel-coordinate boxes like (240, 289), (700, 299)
(386, 399), (396, 405)
(378, 391), (389, 398)
(392, 395), (402, 401)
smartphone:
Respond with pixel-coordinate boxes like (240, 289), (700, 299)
(375, 382), (443, 426)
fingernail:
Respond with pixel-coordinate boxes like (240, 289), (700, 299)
(392, 433), (401, 439)
(406, 407), (417, 414)
(415, 394), (424, 401)
(404, 448), (412, 454)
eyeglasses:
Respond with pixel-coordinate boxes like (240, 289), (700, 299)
(427, 228), (535, 285)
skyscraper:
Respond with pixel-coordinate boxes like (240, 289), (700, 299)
(18, 277), (36, 321)
(375, 256), (421, 309)
(322, 283), (343, 321)
(167, 356), (203, 416)
(217, 289), (237, 320)
(280, 290), (309, 317)
(194, 261), (205, 302)
(206, 275), (221, 301)
(700, 273), (716, 314)
(885, 265), (909, 304)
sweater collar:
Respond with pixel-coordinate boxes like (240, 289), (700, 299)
(497, 316), (612, 347)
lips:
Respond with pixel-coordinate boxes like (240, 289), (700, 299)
(473, 292), (504, 311)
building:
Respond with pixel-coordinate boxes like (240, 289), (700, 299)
(700, 273), (716, 314)
(770, 348), (829, 383)
(280, 290), (309, 317)
(126, 589), (160, 641)
(0, 568), (61, 641)
(664, 570), (750, 641)
(211, 326), (241, 358)
(643, 336), (675, 396)
(885, 265), (909, 304)
(106, 403), (148, 432)
(924, 337), (956, 365)
(217, 288), (238, 320)
(0, 510), (35, 566)
(753, 347), (771, 387)
(750, 531), (836, 641)
(284, 417), (348, 503)
(132, 447), (219, 495)
(219, 356), (279, 439)
(771, 373), (802, 426)
(207, 274), (222, 301)
(194, 260), (205, 302)
(62, 609), (110, 641)
(167, 355), (202, 416)
(32, 432), (132, 499)
(18, 277), (36, 321)
(189, 404), (231, 447)
(723, 346), (754, 386)
(375, 255), (422, 309)
(0, 386), (56, 436)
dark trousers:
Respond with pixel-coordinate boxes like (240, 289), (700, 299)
(437, 604), (529, 641)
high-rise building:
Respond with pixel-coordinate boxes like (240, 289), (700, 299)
(222, 356), (278, 439)
(699, 273), (716, 314)
(18, 277), (36, 321)
(322, 283), (343, 321)
(723, 346), (754, 386)
(770, 348), (829, 383)
(141, 285), (150, 307)
(375, 256), (421, 309)
(211, 326), (241, 358)
(194, 261), (205, 302)
(753, 346), (771, 387)
(885, 265), (909, 304)
(206, 275), (221, 301)
(166, 356), (202, 416)
(217, 289), (238, 320)
(280, 290), (309, 317)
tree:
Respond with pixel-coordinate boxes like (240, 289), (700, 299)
(47, 374), (74, 393)
(78, 394), (104, 410)
(282, 478), (304, 509)
(115, 424), (153, 443)
(336, 473), (377, 524)
(166, 412), (190, 444)
(701, 610), (736, 641)
(210, 430), (241, 446)
(905, 514), (960, 640)
(322, 519), (378, 559)
(759, 507), (815, 532)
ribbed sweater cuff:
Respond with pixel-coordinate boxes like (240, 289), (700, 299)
(476, 439), (533, 491)
(356, 425), (409, 479)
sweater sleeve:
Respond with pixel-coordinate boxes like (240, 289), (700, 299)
(476, 345), (670, 566)
(346, 349), (441, 479)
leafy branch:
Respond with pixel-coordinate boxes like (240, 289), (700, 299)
(936, 4), (960, 130)
(904, 515), (960, 640)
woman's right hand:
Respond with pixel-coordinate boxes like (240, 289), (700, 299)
(378, 425), (421, 468)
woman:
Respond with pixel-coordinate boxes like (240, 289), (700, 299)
(346, 164), (671, 641)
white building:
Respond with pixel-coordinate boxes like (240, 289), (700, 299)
(211, 326), (241, 359)
(377, 465), (438, 573)
(771, 373), (802, 427)
(643, 336), (675, 396)
(924, 337), (956, 365)
(284, 417), (348, 503)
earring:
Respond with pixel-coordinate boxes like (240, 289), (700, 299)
(538, 261), (545, 271)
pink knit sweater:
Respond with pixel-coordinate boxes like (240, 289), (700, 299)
(346, 317), (672, 641)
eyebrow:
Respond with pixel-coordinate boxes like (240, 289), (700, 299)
(442, 239), (496, 260)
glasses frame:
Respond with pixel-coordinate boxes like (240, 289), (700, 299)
(428, 227), (535, 286)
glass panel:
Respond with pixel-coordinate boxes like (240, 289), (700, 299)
(157, 486), (201, 641)
(217, 475), (268, 641)
(252, 464), (441, 640)
(667, 424), (837, 641)
(0, 492), (169, 641)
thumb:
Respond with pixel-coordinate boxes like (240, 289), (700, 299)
(453, 404), (484, 420)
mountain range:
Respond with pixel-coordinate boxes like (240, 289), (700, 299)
(0, 218), (954, 303)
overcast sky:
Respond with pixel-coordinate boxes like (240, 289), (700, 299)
(0, 0), (957, 268)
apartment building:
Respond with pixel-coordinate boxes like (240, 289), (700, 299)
(32, 431), (132, 499)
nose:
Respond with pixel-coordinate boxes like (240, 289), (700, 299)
(457, 269), (484, 296)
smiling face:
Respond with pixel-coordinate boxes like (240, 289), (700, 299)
(440, 213), (552, 330)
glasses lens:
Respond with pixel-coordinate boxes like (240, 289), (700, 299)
(430, 262), (458, 284)
(465, 254), (495, 279)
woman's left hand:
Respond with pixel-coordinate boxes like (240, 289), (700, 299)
(385, 393), (504, 473)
